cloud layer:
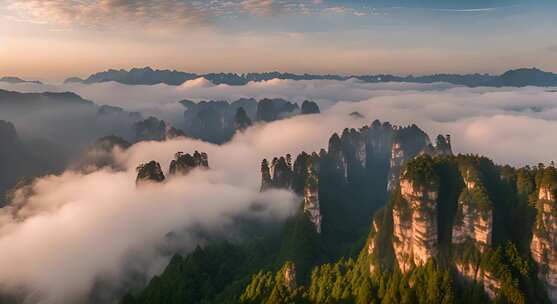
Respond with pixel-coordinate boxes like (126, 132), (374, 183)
(1, 78), (557, 302)
(5, 0), (323, 29)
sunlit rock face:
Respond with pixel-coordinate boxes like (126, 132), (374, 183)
(366, 218), (381, 274)
(531, 168), (557, 302)
(393, 174), (439, 272)
(452, 168), (493, 252)
(282, 262), (297, 290)
(136, 161), (165, 184)
(454, 262), (501, 299)
(303, 166), (322, 233)
(261, 152), (322, 233)
(168, 151), (209, 176)
(451, 167), (498, 299)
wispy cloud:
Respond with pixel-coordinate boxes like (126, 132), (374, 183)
(7, 0), (210, 29)
(323, 6), (368, 16)
(5, 0), (322, 29)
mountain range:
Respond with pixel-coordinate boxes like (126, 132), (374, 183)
(62, 67), (557, 87)
(118, 121), (555, 304)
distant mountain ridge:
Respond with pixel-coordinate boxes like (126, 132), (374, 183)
(64, 67), (557, 87)
(0, 76), (42, 85)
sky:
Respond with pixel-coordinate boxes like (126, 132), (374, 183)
(0, 0), (556, 80)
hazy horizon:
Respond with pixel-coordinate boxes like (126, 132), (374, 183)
(1, 0), (557, 80)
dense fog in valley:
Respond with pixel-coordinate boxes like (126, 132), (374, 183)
(1, 77), (557, 302)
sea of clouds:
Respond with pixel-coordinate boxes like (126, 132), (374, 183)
(1, 78), (557, 302)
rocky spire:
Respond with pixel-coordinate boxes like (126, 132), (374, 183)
(271, 156), (293, 189)
(387, 124), (433, 191)
(136, 161), (165, 185)
(303, 165), (322, 233)
(530, 166), (557, 302)
(328, 133), (348, 180)
(260, 159), (272, 191)
(392, 155), (439, 272)
(432, 134), (453, 156)
(233, 107), (252, 131)
(168, 151), (209, 176)
(452, 166), (493, 251)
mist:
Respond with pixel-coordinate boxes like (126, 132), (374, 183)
(1, 78), (557, 302)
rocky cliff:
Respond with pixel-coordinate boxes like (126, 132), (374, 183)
(169, 151), (209, 176)
(392, 156), (439, 272)
(531, 167), (557, 302)
(450, 165), (499, 299)
(452, 167), (493, 251)
(388, 126), (453, 191)
(136, 161), (165, 184)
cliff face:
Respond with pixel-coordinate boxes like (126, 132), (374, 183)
(452, 168), (493, 251)
(531, 169), (557, 302)
(450, 167), (499, 299)
(454, 262), (501, 299)
(303, 165), (322, 233)
(261, 152), (322, 232)
(393, 176), (439, 272)
(387, 126), (452, 191)
(169, 151), (209, 176)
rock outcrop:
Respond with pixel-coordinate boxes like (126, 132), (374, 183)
(300, 100), (320, 114)
(256, 98), (299, 122)
(303, 165), (322, 233)
(454, 262), (501, 299)
(282, 262), (297, 291)
(136, 161), (165, 184)
(531, 167), (557, 302)
(387, 125), (452, 190)
(133, 117), (166, 142)
(392, 156), (439, 272)
(260, 121), (440, 234)
(452, 167), (493, 251)
(169, 151), (209, 176)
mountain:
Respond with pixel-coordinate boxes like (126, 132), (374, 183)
(0, 76), (42, 85)
(66, 67), (197, 85)
(0, 121), (63, 205)
(65, 67), (557, 87)
(121, 121), (557, 304)
(0, 88), (142, 155)
(179, 98), (312, 144)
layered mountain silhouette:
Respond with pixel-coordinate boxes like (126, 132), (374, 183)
(65, 67), (557, 87)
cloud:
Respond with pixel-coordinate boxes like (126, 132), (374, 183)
(2, 78), (557, 301)
(323, 6), (368, 16)
(7, 0), (212, 29)
(5, 78), (557, 167)
(0, 133), (301, 302)
(241, 0), (281, 17)
(6, 0), (324, 29)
